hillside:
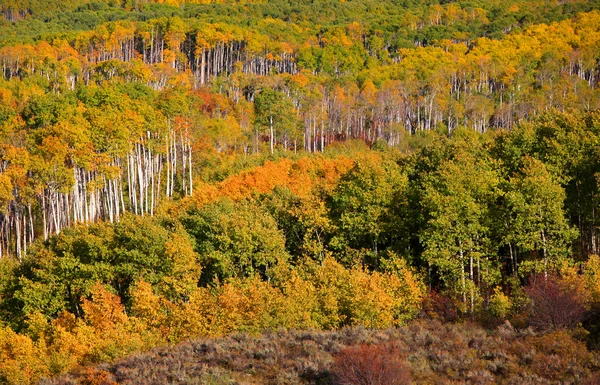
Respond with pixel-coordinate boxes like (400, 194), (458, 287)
(1, 0), (600, 383)
(43, 322), (600, 385)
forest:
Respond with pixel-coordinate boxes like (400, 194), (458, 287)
(0, 0), (600, 383)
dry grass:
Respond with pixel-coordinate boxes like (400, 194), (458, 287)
(41, 321), (600, 385)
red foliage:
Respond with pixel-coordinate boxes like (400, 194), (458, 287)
(421, 290), (458, 322)
(331, 344), (411, 385)
(525, 274), (587, 330)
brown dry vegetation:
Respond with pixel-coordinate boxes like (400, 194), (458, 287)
(43, 321), (600, 385)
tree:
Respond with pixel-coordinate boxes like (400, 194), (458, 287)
(254, 88), (297, 154)
(9, 215), (199, 323)
(329, 155), (408, 266)
(182, 199), (288, 281)
(504, 157), (578, 275)
(420, 134), (500, 313)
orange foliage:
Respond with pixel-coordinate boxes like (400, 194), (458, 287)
(80, 283), (128, 333)
(190, 156), (354, 208)
(78, 368), (117, 385)
(332, 344), (411, 385)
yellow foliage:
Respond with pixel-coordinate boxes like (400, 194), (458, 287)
(190, 181), (220, 207)
(0, 173), (16, 212)
(130, 280), (165, 329)
(216, 275), (285, 334)
(300, 256), (424, 329)
(584, 255), (600, 304)
(27, 283), (153, 369)
(489, 287), (512, 319)
(346, 265), (424, 328)
(162, 233), (202, 298)
(560, 262), (591, 306)
(278, 271), (321, 329)
(0, 262), (425, 384)
(0, 326), (49, 385)
(160, 287), (217, 341)
(47, 320), (90, 374)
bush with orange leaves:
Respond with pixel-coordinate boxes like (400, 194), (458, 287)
(331, 344), (411, 385)
(77, 368), (117, 385)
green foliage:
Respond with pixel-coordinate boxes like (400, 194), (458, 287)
(254, 88), (299, 152)
(3, 1), (600, 382)
(182, 198), (288, 281)
(5, 214), (199, 326)
(419, 132), (501, 312)
(329, 154), (407, 264)
(504, 157), (578, 275)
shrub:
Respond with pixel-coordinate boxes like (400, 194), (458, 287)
(331, 343), (411, 385)
(489, 287), (512, 319)
(421, 290), (458, 322)
(525, 274), (587, 330)
(78, 368), (116, 385)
